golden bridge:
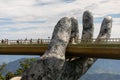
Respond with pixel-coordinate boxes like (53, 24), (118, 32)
(0, 38), (120, 60)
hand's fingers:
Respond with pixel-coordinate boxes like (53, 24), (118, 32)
(65, 17), (79, 60)
(82, 10), (94, 40)
(60, 11), (95, 80)
(78, 10), (96, 74)
(79, 16), (113, 76)
(70, 17), (79, 44)
(44, 17), (71, 59)
(97, 16), (112, 40)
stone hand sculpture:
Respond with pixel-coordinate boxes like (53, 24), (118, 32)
(20, 11), (112, 80)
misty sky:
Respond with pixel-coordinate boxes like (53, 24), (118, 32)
(0, 0), (120, 64)
(0, 0), (119, 40)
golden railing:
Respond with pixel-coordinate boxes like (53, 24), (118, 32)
(0, 38), (120, 47)
(0, 38), (120, 60)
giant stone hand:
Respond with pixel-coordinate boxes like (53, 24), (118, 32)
(21, 11), (112, 80)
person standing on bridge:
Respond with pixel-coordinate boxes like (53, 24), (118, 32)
(1, 39), (4, 44)
(24, 38), (27, 44)
(37, 38), (40, 44)
(30, 38), (32, 44)
(40, 39), (43, 44)
(17, 40), (19, 44)
(6, 39), (8, 45)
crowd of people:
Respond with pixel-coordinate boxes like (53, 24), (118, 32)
(0, 38), (46, 45)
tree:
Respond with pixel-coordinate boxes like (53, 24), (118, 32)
(15, 58), (37, 76)
(0, 75), (5, 80)
(0, 63), (6, 74)
(15, 68), (23, 76)
(5, 72), (14, 80)
(21, 11), (112, 80)
(0, 63), (7, 80)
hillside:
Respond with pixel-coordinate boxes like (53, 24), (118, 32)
(3, 58), (120, 80)
(80, 73), (120, 80)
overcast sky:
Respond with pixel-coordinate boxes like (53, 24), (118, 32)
(0, 0), (120, 64)
(0, 0), (119, 39)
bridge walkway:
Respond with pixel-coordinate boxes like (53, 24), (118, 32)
(0, 38), (120, 59)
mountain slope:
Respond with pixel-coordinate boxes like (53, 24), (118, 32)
(80, 73), (120, 80)
(3, 58), (120, 80)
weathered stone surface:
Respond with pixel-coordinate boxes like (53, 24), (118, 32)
(82, 10), (94, 40)
(97, 16), (112, 40)
(60, 57), (96, 80)
(61, 12), (112, 80)
(70, 17), (79, 44)
(59, 11), (95, 80)
(59, 17), (81, 80)
(21, 17), (72, 80)
(21, 11), (113, 80)
(81, 10), (96, 75)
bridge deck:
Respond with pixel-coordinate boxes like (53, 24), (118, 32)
(0, 38), (120, 60)
(0, 44), (120, 60)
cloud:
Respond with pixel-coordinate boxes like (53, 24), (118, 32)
(62, 0), (76, 3)
(0, 0), (119, 39)
(0, 0), (119, 64)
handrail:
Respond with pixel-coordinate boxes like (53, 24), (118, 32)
(0, 38), (120, 59)
(0, 38), (120, 46)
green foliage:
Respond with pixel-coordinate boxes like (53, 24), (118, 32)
(20, 58), (37, 70)
(5, 72), (14, 80)
(0, 58), (37, 79)
(14, 58), (37, 76)
(0, 74), (5, 80)
(0, 63), (6, 74)
(0, 63), (6, 80)
(14, 68), (23, 76)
